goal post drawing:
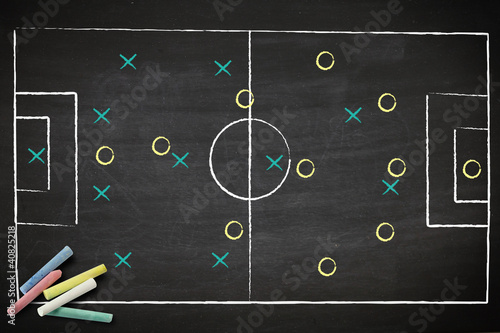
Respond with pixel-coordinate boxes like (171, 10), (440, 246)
(454, 127), (488, 204)
(16, 116), (50, 192)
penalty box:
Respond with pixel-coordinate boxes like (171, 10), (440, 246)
(15, 93), (78, 227)
(14, 29), (489, 303)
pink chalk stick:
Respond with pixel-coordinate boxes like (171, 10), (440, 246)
(8, 270), (62, 315)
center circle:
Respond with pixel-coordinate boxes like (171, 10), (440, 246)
(209, 118), (291, 201)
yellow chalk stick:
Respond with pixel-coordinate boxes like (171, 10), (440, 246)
(43, 264), (107, 300)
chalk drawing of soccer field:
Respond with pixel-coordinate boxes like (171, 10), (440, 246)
(13, 29), (490, 305)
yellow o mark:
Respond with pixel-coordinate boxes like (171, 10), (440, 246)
(235, 89), (255, 109)
(96, 146), (114, 165)
(296, 159), (315, 178)
(378, 93), (397, 112)
(152, 136), (171, 156)
(463, 159), (481, 179)
(387, 158), (406, 178)
(316, 51), (335, 71)
(225, 220), (244, 240)
(376, 222), (395, 242)
(318, 257), (337, 277)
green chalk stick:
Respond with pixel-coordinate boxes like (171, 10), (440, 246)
(46, 307), (113, 323)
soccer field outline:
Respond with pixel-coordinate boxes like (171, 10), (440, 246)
(12, 28), (490, 305)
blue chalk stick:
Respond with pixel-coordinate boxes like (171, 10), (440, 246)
(20, 246), (73, 294)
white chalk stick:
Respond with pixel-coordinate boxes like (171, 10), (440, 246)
(37, 278), (97, 317)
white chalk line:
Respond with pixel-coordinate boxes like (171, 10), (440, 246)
(17, 189), (47, 193)
(486, 35), (491, 303)
(13, 30), (19, 301)
(20, 27), (489, 36)
(248, 30), (252, 301)
(17, 222), (75, 227)
(429, 92), (487, 97)
(30, 300), (488, 305)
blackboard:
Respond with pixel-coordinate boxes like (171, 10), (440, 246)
(1, 1), (499, 332)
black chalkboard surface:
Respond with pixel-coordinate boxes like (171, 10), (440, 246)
(1, 1), (499, 332)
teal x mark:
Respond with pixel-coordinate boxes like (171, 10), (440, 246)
(382, 179), (399, 195)
(214, 60), (231, 76)
(345, 107), (362, 123)
(114, 252), (132, 268)
(266, 155), (283, 171)
(93, 185), (110, 201)
(120, 54), (137, 69)
(212, 252), (229, 268)
(28, 148), (45, 164)
(93, 108), (110, 124)
(172, 152), (189, 168)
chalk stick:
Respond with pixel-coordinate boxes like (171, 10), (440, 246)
(44, 264), (107, 300)
(37, 278), (97, 317)
(8, 270), (62, 315)
(20, 246), (73, 294)
(46, 307), (113, 323)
